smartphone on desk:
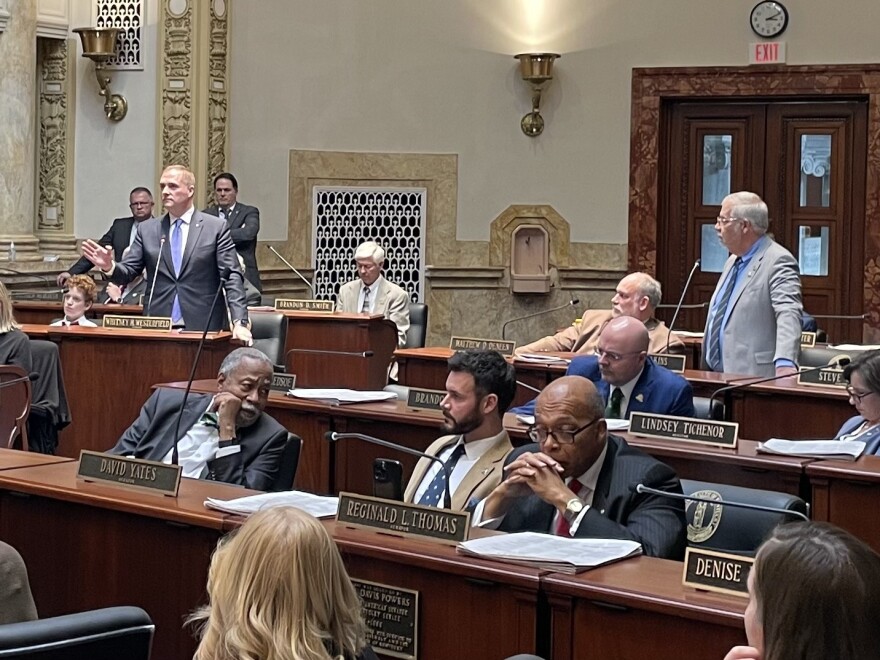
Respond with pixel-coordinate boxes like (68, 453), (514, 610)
(373, 458), (403, 501)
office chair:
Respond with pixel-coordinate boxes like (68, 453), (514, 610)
(798, 346), (864, 368)
(250, 312), (288, 369)
(0, 366), (31, 450)
(691, 396), (724, 421)
(404, 303), (428, 349)
(269, 433), (303, 491)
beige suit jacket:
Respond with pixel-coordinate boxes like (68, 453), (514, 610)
(404, 431), (513, 511)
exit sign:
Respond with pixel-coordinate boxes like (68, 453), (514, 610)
(750, 42), (786, 64)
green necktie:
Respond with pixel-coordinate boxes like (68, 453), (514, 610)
(605, 387), (623, 419)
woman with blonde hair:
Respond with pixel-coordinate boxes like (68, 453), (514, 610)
(0, 280), (31, 373)
(191, 506), (377, 660)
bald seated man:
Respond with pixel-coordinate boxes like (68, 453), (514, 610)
(510, 316), (694, 418)
(473, 376), (687, 559)
(515, 272), (683, 356)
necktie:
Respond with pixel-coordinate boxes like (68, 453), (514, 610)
(361, 286), (371, 313)
(171, 218), (183, 323)
(705, 257), (743, 372)
(417, 443), (466, 508)
(554, 479), (584, 536)
(605, 387), (624, 419)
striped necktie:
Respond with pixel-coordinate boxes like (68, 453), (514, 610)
(705, 257), (743, 371)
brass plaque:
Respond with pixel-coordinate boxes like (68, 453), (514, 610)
(271, 372), (296, 393)
(102, 315), (172, 331)
(353, 578), (419, 660)
(629, 412), (739, 449)
(449, 336), (516, 356)
(77, 450), (181, 496)
(274, 298), (334, 312)
(800, 331), (817, 348)
(406, 387), (445, 411)
(798, 365), (847, 389)
(648, 353), (686, 373)
(336, 492), (470, 544)
(682, 547), (753, 598)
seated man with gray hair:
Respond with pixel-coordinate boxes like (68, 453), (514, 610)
(336, 241), (410, 347)
(109, 347), (287, 490)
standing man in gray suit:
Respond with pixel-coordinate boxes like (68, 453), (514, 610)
(702, 191), (803, 378)
(205, 172), (262, 292)
(82, 165), (252, 342)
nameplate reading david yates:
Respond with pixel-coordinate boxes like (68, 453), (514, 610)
(336, 492), (470, 544)
(77, 450), (181, 496)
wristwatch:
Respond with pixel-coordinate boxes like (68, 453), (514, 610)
(563, 497), (585, 524)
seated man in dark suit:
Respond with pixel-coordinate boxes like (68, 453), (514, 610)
(473, 376), (687, 559)
(109, 347), (286, 490)
(511, 316), (694, 418)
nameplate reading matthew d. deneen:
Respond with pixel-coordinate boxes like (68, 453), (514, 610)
(76, 450), (181, 496)
(353, 579), (418, 660)
(682, 547), (753, 598)
(336, 492), (470, 544)
(274, 298), (334, 312)
(449, 336), (515, 356)
(102, 315), (172, 331)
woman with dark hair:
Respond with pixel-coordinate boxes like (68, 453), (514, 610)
(724, 521), (880, 660)
(836, 349), (880, 454)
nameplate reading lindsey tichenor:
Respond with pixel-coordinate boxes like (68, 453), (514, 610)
(629, 412), (739, 449)
(76, 450), (181, 496)
(800, 331), (817, 348)
(353, 579), (418, 660)
(336, 492), (470, 544)
(406, 387), (445, 411)
(270, 372), (296, 393)
(273, 298), (334, 312)
(798, 364), (847, 389)
(682, 547), (753, 598)
(647, 353), (686, 373)
(449, 336), (516, 356)
(102, 315), (172, 331)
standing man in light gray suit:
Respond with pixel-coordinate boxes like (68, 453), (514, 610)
(702, 191), (803, 377)
(82, 165), (253, 342)
(205, 172), (262, 292)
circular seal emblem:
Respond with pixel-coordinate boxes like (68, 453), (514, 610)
(686, 489), (724, 543)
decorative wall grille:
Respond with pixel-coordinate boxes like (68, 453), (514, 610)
(311, 187), (426, 304)
(95, 0), (144, 70)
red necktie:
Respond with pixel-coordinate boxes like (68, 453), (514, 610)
(554, 479), (584, 537)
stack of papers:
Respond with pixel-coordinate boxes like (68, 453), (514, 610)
(287, 389), (397, 406)
(757, 438), (866, 461)
(828, 343), (880, 350)
(673, 330), (704, 338)
(458, 532), (642, 574)
(514, 414), (629, 432)
(515, 353), (571, 365)
(205, 490), (339, 518)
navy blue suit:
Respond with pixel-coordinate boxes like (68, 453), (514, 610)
(510, 356), (694, 418)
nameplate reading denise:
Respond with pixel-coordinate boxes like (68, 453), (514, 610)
(406, 387), (445, 411)
(353, 578), (419, 660)
(682, 547), (753, 598)
(336, 492), (470, 544)
(449, 336), (516, 356)
(270, 372), (296, 393)
(77, 450), (181, 496)
(647, 353), (686, 373)
(102, 315), (172, 331)
(274, 298), (334, 313)
(629, 412), (739, 449)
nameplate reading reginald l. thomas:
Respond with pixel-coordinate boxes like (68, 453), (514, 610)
(629, 412), (739, 449)
(76, 450), (181, 496)
(449, 336), (515, 356)
(336, 492), (470, 544)
(274, 298), (334, 312)
(102, 315), (172, 331)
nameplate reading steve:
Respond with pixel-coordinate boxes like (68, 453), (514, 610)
(274, 298), (334, 312)
(270, 372), (296, 393)
(682, 547), (752, 598)
(353, 579), (419, 660)
(449, 336), (516, 356)
(406, 387), (445, 411)
(629, 412), (739, 449)
(102, 315), (172, 331)
(798, 365), (847, 388)
(336, 492), (470, 544)
(76, 450), (181, 496)
(647, 353), (686, 373)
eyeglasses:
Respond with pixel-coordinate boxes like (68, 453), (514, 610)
(846, 386), (875, 403)
(593, 348), (643, 362)
(527, 417), (600, 445)
(716, 215), (743, 225)
(129, 202), (153, 208)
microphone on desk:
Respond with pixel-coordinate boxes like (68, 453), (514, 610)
(501, 298), (580, 340)
(707, 358), (851, 419)
(0, 268), (53, 288)
(267, 245), (314, 294)
(0, 373), (39, 390)
(630, 483), (809, 522)
(516, 380), (542, 395)
(170, 267), (233, 467)
(325, 431), (452, 509)
(663, 260), (700, 355)
(146, 236), (166, 317)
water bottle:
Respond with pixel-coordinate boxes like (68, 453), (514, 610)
(8, 241), (15, 262)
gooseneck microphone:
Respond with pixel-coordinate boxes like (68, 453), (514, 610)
(0, 268), (53, 287)
(516, 380), (542, 395)
(0, 373), (39, 389)
(267, 245), (314, 294)
(502, 298), (581, 340)
(146, 236), (166, 316)
(631, 483), (809, 522)
(664, 259), (700, 354)
(285, 348), (374, 360)
(326, 431), (453, 509)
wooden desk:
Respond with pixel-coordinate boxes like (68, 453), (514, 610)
(543, 557), (746, 660)
(0, 448), (72, 470)
(808, 456), (880, 552)
(14, 301), (142, 325)
(0, 461), (253, 660)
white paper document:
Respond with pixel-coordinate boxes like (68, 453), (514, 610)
(205, 490), (340, 518)
(287, 389), (397, 405)
(828, 344), (880, 351)
(671, 330), (704, 338)
(757, 438), (866, 461)
(514, 353), (571, 365)
(515, 415), (629, 432)
(458, 532), (641, 574)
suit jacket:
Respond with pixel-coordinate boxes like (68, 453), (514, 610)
(498, 437), (687, 559)
(336, 276), (411, 347)
(703, 237), (803, 377)
(101, 278), (147, 305)
(69, 216), (138, 275)
(403, 431), (513, 511)
(109, 388), (287, 491)
(204, 202), (261, 291)
(509, 357), (694, 418)
(836, 415), (880, 455)
(110, 210), (249, 331)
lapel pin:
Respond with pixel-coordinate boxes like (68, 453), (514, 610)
(635, 393), (644, 403)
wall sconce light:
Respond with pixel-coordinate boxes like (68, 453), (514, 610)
(73, 27), (128, 121)
(514, 53), (560, 137)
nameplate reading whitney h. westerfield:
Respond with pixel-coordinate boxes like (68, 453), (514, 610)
(406, 387), (445, 411)
(798, 364), (847, 388)
(647, 353), (686, 373)
(76, 450), (181, 496)
(629, 412), (739, 449)
(336, 492), (470, 544)
(274, 298), (334, 312)
(800, 331), (817, 348)
(270, 372), (296, 393)
(102, 315), (172, 331)
(682, 547), (753, 598)
(449, 336), (516, 356)
(353, 579), (419, 660)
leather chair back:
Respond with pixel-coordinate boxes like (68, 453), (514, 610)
(692, 396), (724, 421)
(404, 303), (428, 349)
(270, 433), (303, 491)
(250, 312), (288, 368)
(0, 366), (30, 451)
(798, 346), (864, 368)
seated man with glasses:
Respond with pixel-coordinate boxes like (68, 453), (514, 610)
(510, 316), (694, 419)
(472, 375), (687, 559)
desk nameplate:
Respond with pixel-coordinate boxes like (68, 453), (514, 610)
(103, 315), (172, 331)
(336, 492), (470, 544)
(629, 412), (739, 449)
(406, 387), (445, 411)
(270, 372), (296, 393)
(274, 298), (334, 312)
(353, 578), (419, 660)
(449, 336), (515, 356)
(800, 331), (817, 348)
(798, 365), (847, 388)
(76, 450), (181, 496)
(683, 547), (752, 598)
(648, 353), (686, 373)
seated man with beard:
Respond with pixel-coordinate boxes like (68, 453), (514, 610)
(108, 347), (287, 490)
(403, 350), (517, 511)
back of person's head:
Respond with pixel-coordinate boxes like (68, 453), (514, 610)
(447, 349), (517, 415)
(0, 281), (18, 333)
(192, 507), (367, 660)
(755, 521), (880, 660)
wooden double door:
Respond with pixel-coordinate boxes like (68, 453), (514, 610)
(657, 99), (868, 343)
